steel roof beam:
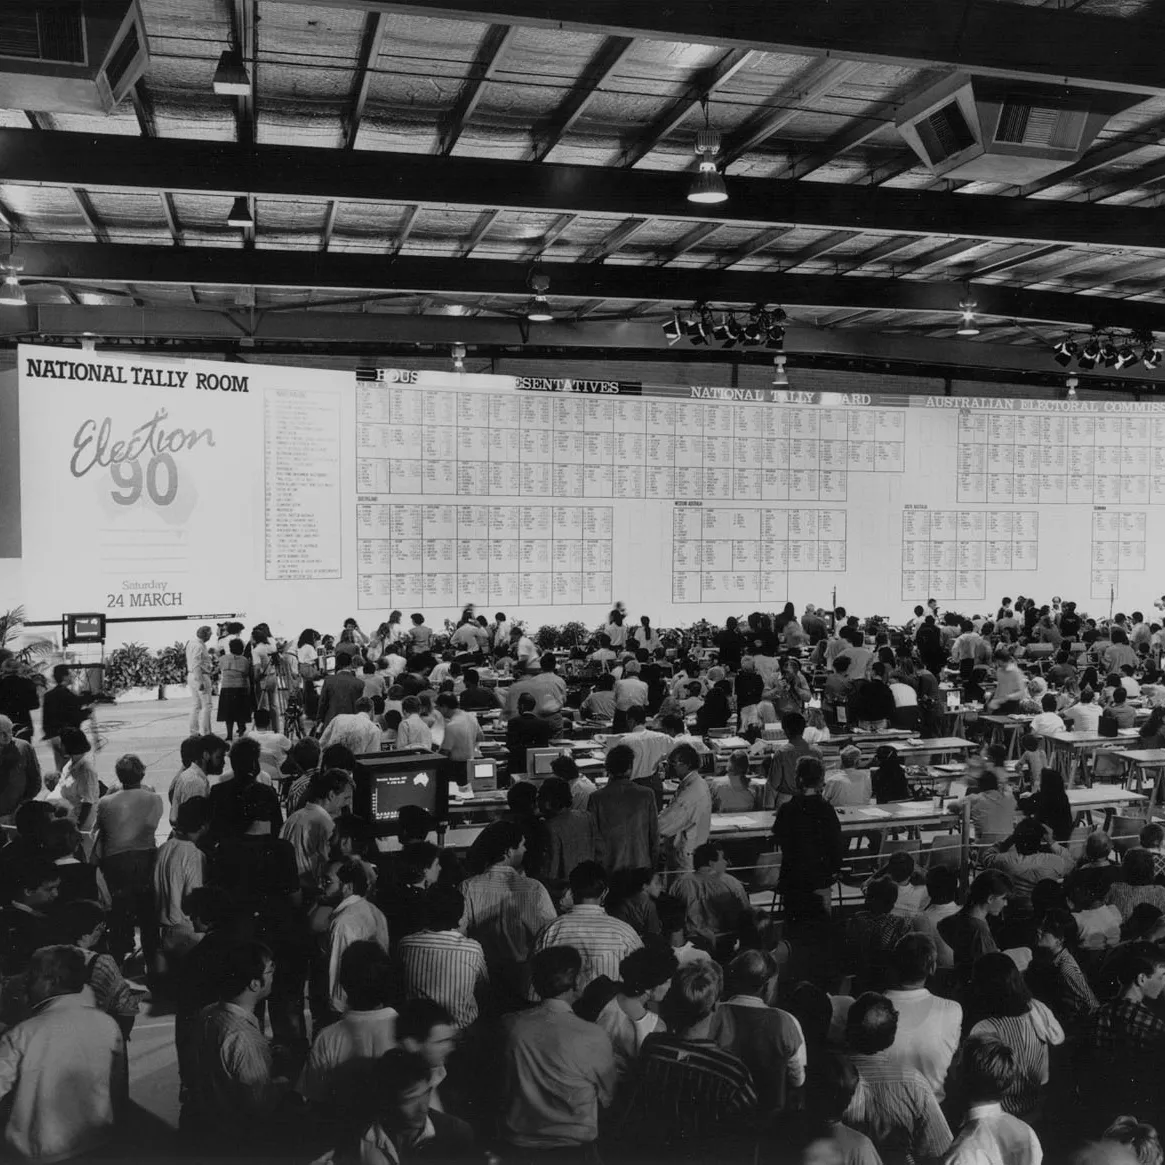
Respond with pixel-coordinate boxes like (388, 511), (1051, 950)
(8, 129), (1165, 252)
(11, 240), (1164, 331)
(295, 0), (1165, 96)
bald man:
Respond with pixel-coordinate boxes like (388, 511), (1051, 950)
(0, 715), (43, 820)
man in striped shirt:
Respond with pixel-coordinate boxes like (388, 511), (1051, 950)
(628, 960), (758, 1157)
(459, 820), (556, 1005)
(398, 885), (488, 1030)
(532, 861), (642, 997)
(841, 992), (952, 1165)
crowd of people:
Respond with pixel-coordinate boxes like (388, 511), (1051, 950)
(0, 595), (1165, 1161)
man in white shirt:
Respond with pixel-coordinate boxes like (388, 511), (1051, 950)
(436, 693), (483, 771)
(613, 706), (673, 781)
(823, 745), (873, 807)
(613, 662), (650, 716)
(1066, 690), (1102, 733)
(943, 1035), (1042, 1165)
(1030, 694), (1067, 737)
(0, 946), (125, 1162)
(297, 941), (398, 1120)
(588, 636), (617, 666)
(320, 858), (389, 1016)
(510, 627), (538, 668)
(884, 934), (962, 1102)
(170, 733), (227, 825)
(951, 622), (984, 663)
(914, 867), (960, 969)
(319, 697), (382, 756)
(280, 769), (353, 889)
(154, 797), (209, 955)
(503, 655), (568, 737)
(658, 744), (712, 873)
(186, 625), (214, 736)
(492, 613), (512, 655)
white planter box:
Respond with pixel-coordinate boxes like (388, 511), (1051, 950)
(116, 685), (190, 703)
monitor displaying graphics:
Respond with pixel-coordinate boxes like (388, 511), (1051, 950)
(527, 747), (569, 779)
(64, 613), (106, 645)
(354, 750), (448, 835)
(467, 757), (498, 792)
(946, 689), (962, 710)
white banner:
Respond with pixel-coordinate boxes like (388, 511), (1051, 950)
(19, 347), (262, 622)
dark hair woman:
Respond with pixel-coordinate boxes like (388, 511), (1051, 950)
(217, 638), (252, 741)
(295, 629), (322, 722)
(965, 951), (1064, 1118)
(871, 745), (910, 804)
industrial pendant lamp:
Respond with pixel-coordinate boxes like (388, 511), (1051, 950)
(213, 49), (252, 96)
(0, 235), (25, 307)
(956, 283), (979, 336)
(688, 100), (728, 205)
(228, 196), (254, 227)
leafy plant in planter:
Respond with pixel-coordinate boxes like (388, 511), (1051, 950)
(534, 625), (560, 651)
(0, 605), (54, 686)
(558, 621), (589, 651)
(685, 618), (719, 646)
(155, 642), (188, 695)
(102, 642), (159, 696)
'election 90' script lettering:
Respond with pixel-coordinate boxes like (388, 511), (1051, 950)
(70, 409), (215, 508)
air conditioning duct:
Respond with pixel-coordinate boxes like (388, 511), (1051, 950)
(0, 1), (149, 114)
(895, 73), (1137, 184)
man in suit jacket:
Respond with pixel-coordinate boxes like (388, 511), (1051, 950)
(316, 652), (365, 729)
(588, 744), (658, 872)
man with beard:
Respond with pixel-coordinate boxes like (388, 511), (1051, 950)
(319, 857), (388, 1020)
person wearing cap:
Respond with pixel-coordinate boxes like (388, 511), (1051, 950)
(186, 625), (215, 736)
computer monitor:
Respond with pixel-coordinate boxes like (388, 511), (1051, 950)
(467, 757), (498, 792)
(946, 689), (962, 710)
(527, 747), (569, 779)
(353, 750), (448, 837)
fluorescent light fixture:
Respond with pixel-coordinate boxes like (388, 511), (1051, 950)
(228, 197), (254, 228)
(213, 50), (251, 96)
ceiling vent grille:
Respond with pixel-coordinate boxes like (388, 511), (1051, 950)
(0, 1), (148, 113)
(916, 102), (976, 166)
(0, 7), (86, 63)
(895, 74), (1136, 185)
(994, 101), (1087, 151)
(103, 18), (140, 95)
